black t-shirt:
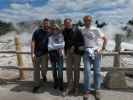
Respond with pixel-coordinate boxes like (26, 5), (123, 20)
(62, 27), (84, 55)
(32, 29), (49, 57)
(62, 28), (75, 50)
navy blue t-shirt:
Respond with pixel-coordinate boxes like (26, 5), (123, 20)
(32, 29), (49, 57)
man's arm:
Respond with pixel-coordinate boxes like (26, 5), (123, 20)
(31, 40), (36, 63)
(31, 40), (35, 55)
(76, 29), (85, 50)
(101, 35), (107, 50)
(31, 29), (37, 63)
(97, 28), (107, 51)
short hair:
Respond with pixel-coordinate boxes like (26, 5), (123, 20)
(83, 15), (92, 21)
(52, 24), (61, 30)
(64, 18), (72, 23)
(43, 18), (49, 22)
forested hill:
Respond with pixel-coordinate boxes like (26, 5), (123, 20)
(0, 20), (14, 36)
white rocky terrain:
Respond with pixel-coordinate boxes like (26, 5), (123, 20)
(1, 31), (133, 78)
(0, 31), (133, 100)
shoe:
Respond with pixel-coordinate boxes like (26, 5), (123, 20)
(83, 91), (91, 100)
(74, 88), (80, 96)
(62, 88), (73, 96)
(53, 81), (58, 89)
(59, 82), (64, 91)
(43, 76), (47, 82)
(59, 85), (64, 91)
(32, 86), (40, 93)
(93, 90), (101, 100)
(53, 77), (59, 89)
(58, 78), (64, 91)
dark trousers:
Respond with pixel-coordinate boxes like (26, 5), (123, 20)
(66, 50), (81, 91)
(49, 50), (64, 85)
(33, 54), (48, 86)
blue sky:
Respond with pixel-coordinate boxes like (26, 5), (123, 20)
(0, 0), (10, 9)
(0, 0), (48, 9)
(0, 0), (133, 24)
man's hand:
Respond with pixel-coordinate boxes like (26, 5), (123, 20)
(96, 48), (102, 54)
(96, 48), (107, 54)
(70, 46), (75, 53)
(78, 46), (84, 51)
(32, 53), (36, 64)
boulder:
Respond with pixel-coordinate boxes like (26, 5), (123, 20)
(104, 71), (127, 89)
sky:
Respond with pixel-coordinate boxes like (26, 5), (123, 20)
(0, 0), (133, 24)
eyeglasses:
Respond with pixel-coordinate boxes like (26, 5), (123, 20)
(84, 19), (92, 22)
(51, 28), (58, 30)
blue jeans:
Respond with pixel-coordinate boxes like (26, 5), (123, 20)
(83, 51), (101, 92)
(49, 50), (63, 80)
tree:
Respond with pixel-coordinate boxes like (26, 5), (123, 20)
(0, 20), (14, 36)
(127, 19), (133, 26)
(95, 20), (107, 28)
(122, 19), (133, 38)
(76, 20), (84, 27)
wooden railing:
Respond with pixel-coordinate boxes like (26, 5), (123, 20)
(0, 34), (133, 80)
(0, 51), (133, 69)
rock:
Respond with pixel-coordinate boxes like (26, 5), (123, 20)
(0, 79), (7, 85)
(125, 72), (133, 78)
(104, 71), (127, 89)
(8, 61), (12, 64)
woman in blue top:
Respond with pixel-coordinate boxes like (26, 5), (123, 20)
(48, 24), (65, 91)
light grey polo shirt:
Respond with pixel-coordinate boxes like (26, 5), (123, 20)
(81, 26), (104, 50)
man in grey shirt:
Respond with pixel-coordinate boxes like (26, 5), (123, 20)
(82, 15), (107, 99)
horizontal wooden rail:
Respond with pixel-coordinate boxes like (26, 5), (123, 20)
(0, 41), (9, 43)
(0, 50), (133, 73)
(1, 65), (133, 72)
(0, 51), (31, 54)
(0, 51), (133, 55)
(120, 51), (133, 55)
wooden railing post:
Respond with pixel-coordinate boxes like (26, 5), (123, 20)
(104, 34), (127, 89)
(15, 33), (25, 80)
(113, 34), (122, 67)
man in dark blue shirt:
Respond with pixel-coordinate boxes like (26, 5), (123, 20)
(31, 18), (50, 93)
(62, 18), (84, 96)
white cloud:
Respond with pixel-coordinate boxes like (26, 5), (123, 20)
(10, 3), (32, 10)
(0, 0), (133, 24)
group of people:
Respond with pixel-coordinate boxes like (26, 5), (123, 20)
(31, 15), (107, 99)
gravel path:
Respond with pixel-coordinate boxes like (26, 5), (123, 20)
(0, 83), (133, 100)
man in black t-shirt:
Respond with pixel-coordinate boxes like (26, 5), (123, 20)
(62, 18), (84, 96)
(31, 18), (49, 93)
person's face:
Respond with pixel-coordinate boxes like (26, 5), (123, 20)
(52, 26), (59, 34)
(64, 20), (72, 29)
(43, 20), (49, 30)
(47, 27), (52, 33)
(84, 16), (92, 28)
